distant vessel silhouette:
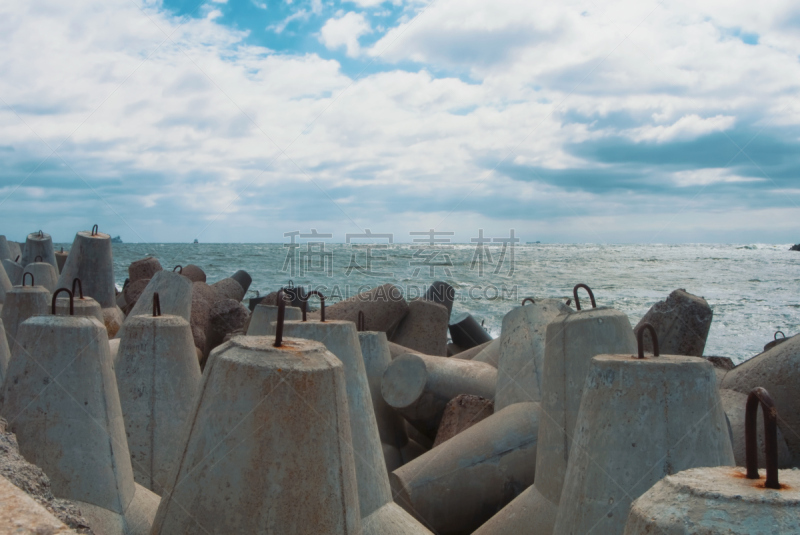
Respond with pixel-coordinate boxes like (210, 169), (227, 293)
(111, 236), (123, 243)
(194, 238), (199, 244)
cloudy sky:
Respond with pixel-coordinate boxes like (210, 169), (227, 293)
(1, 0), (799, 243)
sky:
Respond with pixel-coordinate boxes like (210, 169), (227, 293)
(0, 0), (799, 243)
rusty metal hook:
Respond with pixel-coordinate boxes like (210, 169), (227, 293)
(357, 310), (366, 331)
(22, 272), (34, 287)
(287, 279), (294, 289)
(745, 387), (780, 489)
(774, 331), (785, 340)
(303, 291), (326, 322)
(91, 224), (99, 236)
(38, 230), (43, 237)
(522, 297), (536, 306)
(274, 289), (287, 347)
(173, 265), (183, 273)
(71, 278), (84, 299)
(14, 255), (20, 262)
(573, 284), (596, 311)
(153, 292), (161, 317)
(636, 323), (659, 358)
(34, 255), (42, 262)
(52, 288), (74, 315)
(566, 298), (572, 307)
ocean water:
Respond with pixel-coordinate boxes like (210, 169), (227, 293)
(99, 242), (800, 365)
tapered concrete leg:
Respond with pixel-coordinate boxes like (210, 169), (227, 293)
(116, 271), (192, 339)
(21, 231), (57, 271)
(1, 286), (50, 354)
(472, 483), (554, 535)
(56, 229), (116, 309)
(21, 263), (58, 292)
(1, 259), (22, 286)
(0, 319), (9, 388)
(0, 262), (11, 304)
(359, 331), (408, 449)
(246, 304), (301, 336)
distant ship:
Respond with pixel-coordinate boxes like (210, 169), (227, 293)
(194, 239), (199, 244)
(111, 236), (123, 243)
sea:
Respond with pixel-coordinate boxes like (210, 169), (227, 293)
(93, 242), (800, 365)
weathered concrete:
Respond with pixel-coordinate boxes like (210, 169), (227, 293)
(179, 264), (205, 283)
(424, 281), (455, 317)
(446, 342), (463, 356)
(116, 271), (192, 340)
(122, 278), (149, 312)
(634, 288), (713, 357)
(21, 231), (57, 271)
(2, 258), (23, 286)
(472, 483), (538, 535)
(362, 502), (433, 535)
(526, 306), (637, 535)
(0, 236), (12, 261)
(55, 294), (103, 325)
(0, 314), (158, 534)
(115, 314), (202, 494)
(432, 394), (494, 447)
(400, 440), (427, 464)
(0, 475), (75, 534)
(388, 341), (424, 359)
(359, 331), (409, 450)
(382, 353), (497, 439)
(471, 338), (501, 367)
(494, 298), (571, 410)
(55, 247), (68, 274)
(1, 284), (50, 354)
(0, 261), (11, 304)
(390, 299), (449, 357)
(722, 333), (800, 464)
(56, 230), (116, 308)
(230, 270), (252, 294)
(128, 257), (162, 282)
(280, 320), (391, 519)
(405, 421), (433, 450)
(22, 262), (59, 292)
(449, 339), (491, 360)
(246, 304), (302, 336)
(382, 442), (404, 473)
(624, 466), (800, 534)
(448, 312), (492, 349)
(392, 402), (540, 535)
(720, 388), (793, 469)
(6, 242), (21, 263)
(0, 320), (9, 390)
(207, 298), (249, 351)
(210, 277), (244, 302)
(71, 487), (159, 535)
(325, 283), (409, 334)
(553, 354), (734, 535)
(190, 281), (217, 359)
(151, 335), (362, 535)
(109, 337), (121, 367)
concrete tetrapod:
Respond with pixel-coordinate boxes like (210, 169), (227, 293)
(0, 236), (12, 261)
(494, 298), (571, 410)
(56, 227), (116, 308)
(246, 303), (302, 336)
(7, 242), (21, 263)
(634, 288), (713, 357)
(325, 283), (409, 334)
(423, 281), (455, 317)
(22, 261), (58, 292)
(2, 258), (23, 286)
(115, 297), (202, 494)
(0, 261), (12, 304)
(116, 271), (192, 339)
(552, 325), (734, 535)
(0, 319), (9, 388)
(390, 299), (449, 357)
(722, 333), (800, 465)
(0, 290), (158, 535)
(471, 338), (501, 367)
(504, 285), (637, 535)
(128, 257), (162, 282)
(382, 352), (497, 440)
(392, 402), (540, 535)
(20, 231), (57, 271)
(151, 334), (362, 535)
(55, 247), (68, 273)
(1, 276), (50, 355)
(281, 316), (431, 535)
(624, 387), (800, 534)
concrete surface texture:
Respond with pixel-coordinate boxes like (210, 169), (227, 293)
(280, 320), (392, 519)
(325, 283), (409, 333)
(1, 284), (50, 354)
(448, 339), (491, 360)
(553, 354), (734, 535)
(0, 315), (137, 516)
(0, 236), (12, 262)
(230, 270), (252, 294)
(432, 394), (494, 447)
(471, 338), (501, 367)
(210, 277), (244, 302)
(382, 352), (497, 439)
(55, 248), (68, 274)
(0, 319), (9, 387)
(362, 502), (433, 535)
(246, 304), (301, 336)
(623, 466), (800, 534)
(391, 402), (540, 535)
(102, 306), (125, 339)
(71, 484), (159, 535)
(495, 299), (570, 410)
(2, 259), (22, 287)
(6, 242), (21, 263)
(56, 230), (116, 309)
(179, 264), (206, 283)
(128, 257), (162, 282)
(528, 306), (637, 535)
(55, 295), (104, 325)
(115, 314), (202, 494)
(634, 288), (713, 357)
(22, 262), (59, 292)
(0, 475), (76, 534)
(116, 271), (192, 339)
(0, 261), (11, 304)
(390, 299), (449, 357)
(722, 333), (800, 464)
(151, 335), (361, 535)
(21, 231), (58, 271)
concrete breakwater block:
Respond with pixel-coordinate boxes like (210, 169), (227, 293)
(423, 281), (455, 317)
(432, 394), (494, 447)
(230, 269), (251, 294)
(0, 236), (12, 261)
(22, 262), (58, 293)
(246, 304), (302, 336)
(56, 228), (117, 309)
(326, 283), (409, 334)
(179, 264), (205, 283)
(102, 307), (125, 339)
(55, 247), (68, 274)
(0, 308), (158, 535)
(390, 299), (449, 357)
(0, 475), (74, 534)
(392, 402), (540, 535)
(494, 298), (571, 410)
(128, 257), (162, 282)
(6, 242), (22, 263)
(116, 271), (192, 340)
(448, 313), (492, 349)
(0, 261), (12, 304)
(54, 284), (103, 325)
(722, 333), (800, 464)
(1, 282), (50, 355)
(471, 338), (501, 367)
(210, 277), (244, 302)
(382, 353), (497, 440)
(21, 231), (57, 271)
(0, 320), (9, 388)
(525, 304), (637, 535)
(115, 312), (202, 494)
(122, 278), (149, 313)
(2, 258), (23, 286)
(151, 336), (361, 534)
(207, 298), (250, 350)
(449, 339), (490, 360)
(634, 288), (712, 357)
(552, 353), (734, 535)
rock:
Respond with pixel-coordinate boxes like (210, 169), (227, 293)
(207, 298), (250, 352)
(180, 264), (206, 283)
(326, 283), (409, 334)
(790, 243), (800, 251)
(390, 299), (449, 357)
(0, 474), (76, 534)
(211, 277), (245, 302)
(433, 394), (494, 447)
(634, 289), (713, 357)
(128, 257), (162, 283)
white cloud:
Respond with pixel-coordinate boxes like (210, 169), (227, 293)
(345, 0), (386, 7)
(670, 168), (764, 187)
(319, 12), (372, 57)
(268, 9), (310, 33)
(628, 115), (737, 143)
